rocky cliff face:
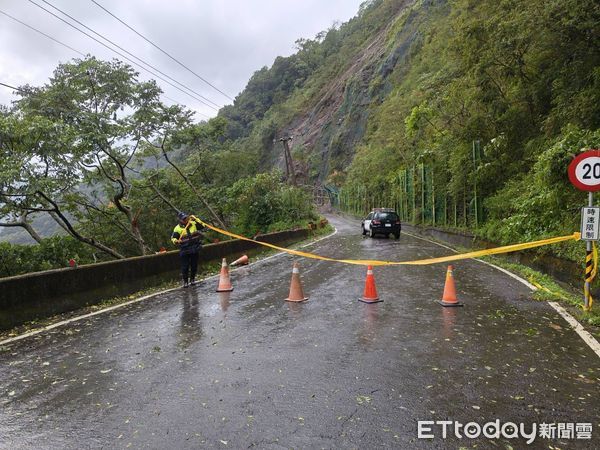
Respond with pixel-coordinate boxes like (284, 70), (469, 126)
(270, 0), (443, 185)
(282, 19), (393, 183)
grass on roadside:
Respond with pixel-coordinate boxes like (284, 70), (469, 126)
(478, 255), (600, 329)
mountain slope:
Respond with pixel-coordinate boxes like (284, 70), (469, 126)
(222, 0), (600, 260)
(221, 0), (421, 179)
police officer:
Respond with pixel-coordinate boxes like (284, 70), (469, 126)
(171, 211), (204, 287)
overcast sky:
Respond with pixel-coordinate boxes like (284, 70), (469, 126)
(0, 0), (364, 120)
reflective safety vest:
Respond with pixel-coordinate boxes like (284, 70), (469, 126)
(171, 219), (202, 255)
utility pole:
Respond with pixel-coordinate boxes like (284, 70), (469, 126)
(279, 137), (296, 186)
(473, 140), (480, 228)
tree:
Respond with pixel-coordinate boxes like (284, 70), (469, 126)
(0, 108), (126, 259)
(1, 56), (198, 258)
(0, 108), (43, 243)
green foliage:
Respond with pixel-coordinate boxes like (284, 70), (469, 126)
(0, 236), (96, 278)
(224, 172), (317, 235)
(1, 56), (196, 259)
(218, 0), (402, 144)
(481, 127), (600, 260)
(481, 256), (600, 328)
(3, 0), (600, 276)
(337, 0), (600, 261)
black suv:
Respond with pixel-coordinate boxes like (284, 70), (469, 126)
(361, 208), (401, 238)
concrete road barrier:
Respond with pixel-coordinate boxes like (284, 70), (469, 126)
(0, 229), (309, 330)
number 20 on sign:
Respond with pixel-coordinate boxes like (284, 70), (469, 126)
(568, 149), (600, 192)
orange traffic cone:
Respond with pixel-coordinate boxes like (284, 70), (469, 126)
(216, 258), (234, 292)
(438, 265), (463, 307)
(360, 265), (382, 303)
(231, 255), (249, 266)
(285, 262), (308, 302)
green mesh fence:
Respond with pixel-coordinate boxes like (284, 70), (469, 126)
(338, 165), (481, 228)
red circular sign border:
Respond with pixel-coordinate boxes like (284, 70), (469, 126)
(568, 149), (600, 192)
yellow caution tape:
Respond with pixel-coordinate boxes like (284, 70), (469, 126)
(192, 215), (581, 267)
(531, 277), (596, 313)
(529, 280), (573, 303)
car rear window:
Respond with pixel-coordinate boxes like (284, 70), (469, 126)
(375, 212), (399, 220)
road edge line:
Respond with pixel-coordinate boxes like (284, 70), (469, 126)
(0, 287), (180, 346)
(404, 231), (537, 290)
(548, 302), (600, 358)
(247, 226), (339, 267)
(0, 227), (339, 346)
(474, 258), (538, 291)
(404, 230), (600, 358)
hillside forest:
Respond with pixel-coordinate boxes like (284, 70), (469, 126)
(1, 0), (599, 277)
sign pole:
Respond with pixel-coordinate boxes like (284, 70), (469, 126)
(568, 149), (600, 312)
(584, 191), (593, 311)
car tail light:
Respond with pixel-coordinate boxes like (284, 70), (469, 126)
(372, 220), (381, 225)
(395, 221), (401, 224)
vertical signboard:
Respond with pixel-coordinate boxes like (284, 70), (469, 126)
(581, 207), (600, 241)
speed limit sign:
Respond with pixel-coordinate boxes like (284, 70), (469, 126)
(568, 149), (600, 192)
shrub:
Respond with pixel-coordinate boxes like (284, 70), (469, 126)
(225, 172), (317, 235)
(0, 235), (96, 278)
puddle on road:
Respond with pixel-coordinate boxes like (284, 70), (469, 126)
(286, 301), (305, 318)
(178, 293), (203, 350)
(218, 291), (231, 312)
(357, 303), (381, 346)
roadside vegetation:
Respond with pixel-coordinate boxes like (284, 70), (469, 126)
(480, 256), (600, 332)
(212, 0), (600, 267)
(0, 58), (318, 277)
(339, 0), (600, 264)
(1, 0), (599, 283)
(216, 0), (600, 299)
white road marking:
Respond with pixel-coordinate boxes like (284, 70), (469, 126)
(0, 227), (338, 346)
(247, 227), (338, 267)
(404, 231), (537, 289)
(404, 230), (600, 358)
(0, 288), (182, 346)
(548, 302), (600, 358)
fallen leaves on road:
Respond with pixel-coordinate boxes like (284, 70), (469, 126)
(356, 395), (371, 405)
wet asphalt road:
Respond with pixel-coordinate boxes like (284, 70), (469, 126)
(1, 214), (598, 449)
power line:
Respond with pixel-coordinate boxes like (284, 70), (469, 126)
(27, 0), (217, 111)
(38, 0), (222, 110)
(163, 95), (211, 120)
(26, 0), (219, 112)
(0, 8), (212, 116)
(0, 8), (85, 57)
(90, 0), (234, 102)
(0, 82), (22, 92)
(1, 78), (209, 120)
